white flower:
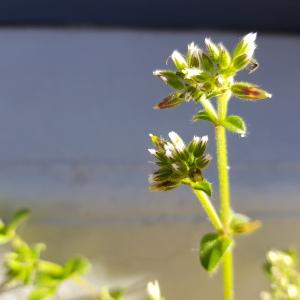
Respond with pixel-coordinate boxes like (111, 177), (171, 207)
(172, 163), (180, 171)
(188, 42), (198, 54)
(203, 154), (212, 161)
(147, 280), (161, 300)
(171, 50), (188, 70)
(205, 38), (220, 59)
(183, 68), (201, 80)
(243, 32), (257, 44)
(148, 174), (155, 184)
(242, 32), (257, 58)
(168, 131), (185, 152)
(193, 136), (200, 143)
(201, 135), (208, 143)
(148, 149), (157, 155)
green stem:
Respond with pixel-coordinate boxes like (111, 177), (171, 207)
(192, 189), (223, 232)
(215, 91), (234, 300)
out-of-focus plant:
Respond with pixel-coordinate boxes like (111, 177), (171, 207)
(0, 209), (91, 300)
(261, 249), (300, 300)
(0, 209), (165, 300)
(148, 33), (271, 300)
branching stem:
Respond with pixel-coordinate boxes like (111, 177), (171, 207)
(192, 189), (223, 232)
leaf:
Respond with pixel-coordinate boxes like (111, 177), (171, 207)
(192, 110), (214, 123)
(199, 233), (233, 272)
(153, 94), (184, 110)
(221, 115), (246, 135)
(192, 180), (213, 197)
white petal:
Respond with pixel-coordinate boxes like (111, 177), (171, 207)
(148, 149), (157, 155)
(243, 32), (257, 44)
(168, 131), (185, 151)
(148, 174), (155, 184)
(201, 135), (208, 143)
(193, 136), (200, 143)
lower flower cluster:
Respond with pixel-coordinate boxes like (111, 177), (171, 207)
(148, 131), (211, 192)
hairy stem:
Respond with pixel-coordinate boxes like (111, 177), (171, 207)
(193, 189), (223, 232)
(216, 91), (233, 300)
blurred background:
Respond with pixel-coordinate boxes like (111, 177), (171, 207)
(0, 1), (299, 299)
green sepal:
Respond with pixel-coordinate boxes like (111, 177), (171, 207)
(231, 82), (272, 100)
(192, 110), (214, 123)
(200, 53), (214, 72)
(191, 180), (213, 197)
(153, 94), (184, 110)
(218, 45), (231, 70)
(199, 233), (233, 272)
(154, 70), (185, 90)
(221, 115), (247, 135)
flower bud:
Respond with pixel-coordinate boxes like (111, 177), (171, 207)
(171, 50), (188, 71)
(153, 93), (184, 109)
(218, 44), (231, 70)
(205, 38), (219, 61)
(183, 68), (202, 80)
(187, 42), (201, 67)
(148, 132), (211, 193)
(233, 32), (257, 59)
(168, 131), (185, 152)
(231, 82), (272, 100)
(153, 70), (185, 90)
(232, 53), (251, 71)
(200, 53), (214, 72)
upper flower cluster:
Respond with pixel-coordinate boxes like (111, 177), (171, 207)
(153, 33), (271, 110)
(148, 132), (212, 193)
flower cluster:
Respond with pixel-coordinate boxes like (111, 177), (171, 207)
(153, 33), (271, 110)
(148, 131), (212, 193)
(261, 249), (300, 300)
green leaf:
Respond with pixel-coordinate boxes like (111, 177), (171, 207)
(192, 110), (214, 123)
(192, 180), (213, 197)
(199, 233), (233, 272)
(221, 115), (247, 135)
